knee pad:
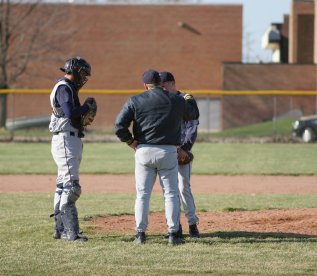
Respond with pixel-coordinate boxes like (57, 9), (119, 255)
(68, 184), (81, 204)
(63, 181), (81, 204)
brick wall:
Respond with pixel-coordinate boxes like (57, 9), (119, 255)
(16, 4), (242, 91)
(222, 63), (317, 128)
(297, 14), (314, 63)
(289, 0), (314, 63)
(8, 4), (242, 130)
(315, 0), (317, 63)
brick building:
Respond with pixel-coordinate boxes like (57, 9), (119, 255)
(7, 0), (317, 131)
(222, 0), (317, 129)
(8, 3), (242, 131)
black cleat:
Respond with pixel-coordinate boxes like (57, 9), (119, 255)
(61, 232), (88, 242)
(168, 232), (184, 246)
(52, 230), (61, 239)
(189, 223), (200, 238)
(164, 224), (183, 239)
(134, 232), (146, 244)
(76, 233), (88, 242)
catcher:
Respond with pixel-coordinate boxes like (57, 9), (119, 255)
(160, 71), (200, 238)
(49, 56), (97, 241)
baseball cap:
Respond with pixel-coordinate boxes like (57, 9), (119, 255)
(159, 71), (175, 82)
(142, 69), (161, 84)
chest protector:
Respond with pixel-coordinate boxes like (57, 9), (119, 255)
(49, 80), (77, 133)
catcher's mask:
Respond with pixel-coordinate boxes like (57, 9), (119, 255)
(60, 56), (91, 89)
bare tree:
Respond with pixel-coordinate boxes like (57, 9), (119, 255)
(0, 0), (71, 127)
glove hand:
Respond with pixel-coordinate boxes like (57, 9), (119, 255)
(128, 140), (138, 152)
(81, 97), (97, 126)
(177, 148), (194, 165)
(85, 97), (96, 109)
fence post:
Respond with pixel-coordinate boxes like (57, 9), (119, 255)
(0, 93), (7, 128)
(272, 95), (277, 136)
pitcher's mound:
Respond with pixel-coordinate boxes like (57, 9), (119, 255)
(90, 208), (317, 236)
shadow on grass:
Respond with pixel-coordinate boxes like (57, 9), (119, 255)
(198, 231), (317, 244)
(92, 231), (317, 245)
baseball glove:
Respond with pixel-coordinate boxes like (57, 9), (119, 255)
(177, 148), (194, 165)
(81, 97), (97, 126)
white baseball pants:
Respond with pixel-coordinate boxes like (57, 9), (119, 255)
(134, 144), (180, 233)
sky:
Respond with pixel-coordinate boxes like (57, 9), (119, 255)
(201, 0), (292, 63)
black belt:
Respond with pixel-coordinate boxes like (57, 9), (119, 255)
(53, 131), (84, 138)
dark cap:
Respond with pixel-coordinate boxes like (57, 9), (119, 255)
(159, 71), (175, 83)
(142, 69), (161, 84)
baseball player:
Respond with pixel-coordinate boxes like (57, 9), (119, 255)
(49, 56), (97, 242)
(114, 69), (199, 245)
(160, 71), (200, 238)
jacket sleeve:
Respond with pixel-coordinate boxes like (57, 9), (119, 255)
(183, 96), (200, 121)
(56, 86), (89, 118)
(61, 102), (89, 119)
(114, 98), (135, 143)
(181, 120), (199, 151)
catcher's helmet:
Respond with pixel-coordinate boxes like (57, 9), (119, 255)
(60, 56), (91, 89)
(60, 56), (91, 76)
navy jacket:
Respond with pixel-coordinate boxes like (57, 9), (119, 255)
(177, 91), (199, 151)
(115, 87), (199, 145)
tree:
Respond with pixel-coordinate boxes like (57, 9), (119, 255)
(0, 0), (70, 127)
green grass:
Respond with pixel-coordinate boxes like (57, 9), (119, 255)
(0, 127), (116, 139)
(0, 142), (316, 175)
(1, 193), (317, 275)
(0, 118), (296, 141)
(0, 128), (51, 138)
(1, 119), (316, 275)
(193, 143), (317, 175)
(199, 118), (296, 139)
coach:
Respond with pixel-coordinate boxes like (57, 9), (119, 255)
(114, 69), (199, 245)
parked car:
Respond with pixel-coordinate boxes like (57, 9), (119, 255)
(292, 115), (317, 143)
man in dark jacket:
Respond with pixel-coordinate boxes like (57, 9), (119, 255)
(114, 69), (199, 245)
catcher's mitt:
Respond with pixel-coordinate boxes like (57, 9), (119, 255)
(177, 148), (194, 165)
(81, 97), (97, 126)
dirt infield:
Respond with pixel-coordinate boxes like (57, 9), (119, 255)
(93, 209), (317, 236)
(2, 174), (317, 194)
(2, 174), (317, 236)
